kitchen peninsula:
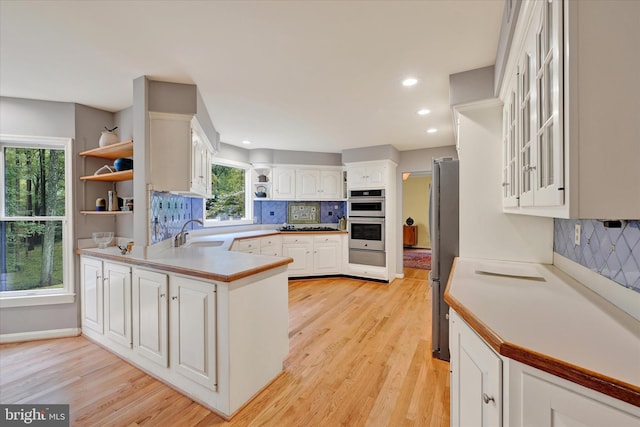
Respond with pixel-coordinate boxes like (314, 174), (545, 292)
(78, 241), (292, 419)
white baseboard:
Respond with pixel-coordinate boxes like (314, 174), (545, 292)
(0, 327), (81, 344)
(553, 252), (640, 322)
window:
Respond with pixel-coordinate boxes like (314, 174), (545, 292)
(0, 135), (74, 307)
(204, 160), (252, 226)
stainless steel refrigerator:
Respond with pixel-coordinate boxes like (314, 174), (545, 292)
(429, 157), (459, 362)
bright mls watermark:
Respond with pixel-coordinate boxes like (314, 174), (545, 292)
(1, 405), (69, 426)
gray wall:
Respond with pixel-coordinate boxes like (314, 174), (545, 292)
(0, 97), (80, 334)
(449, 66), (496, 107)
(342, 144), (400, 165)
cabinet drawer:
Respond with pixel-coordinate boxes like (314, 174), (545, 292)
(233, 238), (260, 252)
(260, 247), (281, 257)
(260, 235), (282, 249)
(282, 235), (313, 245)
(313, 235), (341, 244)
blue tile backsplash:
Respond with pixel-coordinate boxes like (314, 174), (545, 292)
(554, 219), (640, 293)
(149, 191), (200, 244)
(254, 200), (346, 225)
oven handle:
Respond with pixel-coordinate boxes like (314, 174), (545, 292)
(347, 197), (385, 203)
(347, 217), (385, 224)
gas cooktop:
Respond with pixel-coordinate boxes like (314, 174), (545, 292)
(279, 226), (338, 232)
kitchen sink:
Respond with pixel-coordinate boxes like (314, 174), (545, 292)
(182, 240), (225, 248)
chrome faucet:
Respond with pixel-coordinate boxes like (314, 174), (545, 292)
(174, 219), (203, 247)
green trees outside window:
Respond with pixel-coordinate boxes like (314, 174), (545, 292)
(1, 146), (65, 292)
(205, 164), (246, 221)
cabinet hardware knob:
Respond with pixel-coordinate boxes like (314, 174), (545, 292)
(501, 182), (509, 187)
(482, 393), (495, 404)
(171, 296), (178, 301)
(160, 293), (166, 298)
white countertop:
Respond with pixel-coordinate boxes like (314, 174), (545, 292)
(446, 257), (640, 397)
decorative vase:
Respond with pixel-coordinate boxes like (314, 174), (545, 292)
(99, 131), (119, 147)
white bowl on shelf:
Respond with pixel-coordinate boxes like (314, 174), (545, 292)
(92, 232), (114, 249)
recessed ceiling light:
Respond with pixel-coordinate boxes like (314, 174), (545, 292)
(427, 128), (438, 134)
(242, 140), (252, 145)
(402, 77), (418, 87)
(417, 109), (431, 116)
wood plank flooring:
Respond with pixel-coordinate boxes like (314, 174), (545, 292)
(0, 268), (449, 426)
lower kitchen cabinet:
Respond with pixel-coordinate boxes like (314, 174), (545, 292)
(81, 256), (132, 350)
(283, 234), (342, 277)
(170, 275), (217, 391)
(81, 257), (104, 334)
(450, 310), (640, 427)
(103, 261), (132, 349)
(132, 268), (168, 368)
(450, 310), (502, 427)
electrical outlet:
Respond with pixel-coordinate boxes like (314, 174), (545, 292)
(574, 223), (581, 245)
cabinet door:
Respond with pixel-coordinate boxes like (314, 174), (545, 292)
(518, 29), (536, 207)
(81, 257), (104, 334)
(190, 135), (209, 197)
(132, 268), (168, 368)
(103, 262), (132, 349)
(450, 311), (502, 427)
(296, 169), (320, 199)
(313, 238), (340, 274)
(273, 167), (296, 199)
(522, 374), (639, 427)
(366, 164), (386, 187)
(283, 243), (313, 276)
(347, 165), (368, 188)
(170, 276), (217, 390)
(320, 170), (343, 199)
(502, 81), (519, 208)
(532, 0), (564, 207)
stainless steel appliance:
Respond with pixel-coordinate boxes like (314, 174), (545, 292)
(348, 189), (386, 267)
(348, 189), (385, 217)
(429, 157), (459, 362)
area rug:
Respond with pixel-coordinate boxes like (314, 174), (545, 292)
(403, 249), (432, 270)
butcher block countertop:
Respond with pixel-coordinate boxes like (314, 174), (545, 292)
(445, 257), (640, 407)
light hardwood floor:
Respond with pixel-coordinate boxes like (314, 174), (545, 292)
(0, 268), (449, 426)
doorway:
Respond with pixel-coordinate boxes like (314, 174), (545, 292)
(402, 171), (432, 271)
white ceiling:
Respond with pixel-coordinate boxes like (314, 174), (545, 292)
(0, 0), (503, 153)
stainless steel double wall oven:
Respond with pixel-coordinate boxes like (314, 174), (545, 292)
(347, 189), (385, 267)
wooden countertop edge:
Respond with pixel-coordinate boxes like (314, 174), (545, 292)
(77, 248), (293, 283)
(444, 258), (640, 408)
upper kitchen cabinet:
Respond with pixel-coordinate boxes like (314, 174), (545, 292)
(148, 112), (216, 198)
(272, 166), (296, 200)
(345, 160), (394, 189)
(500, 0), (640, 219)
(295, 168), (343, 200)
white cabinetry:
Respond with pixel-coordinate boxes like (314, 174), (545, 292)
(103, 261), (133, 349)
(272, 167), (296, 200)
(149, 112), (215, 198)
(270, 166), (344, 200)
(451, 310), (640, 427)
(450, 311), (502, 427)
(501, 0), (640, 218)
(312, 235), (342, 275)
(81, 257), (104, 334)
(81, 256), (132, 349)
(170, 275), (217, 390)
(296, 168), (343, 200)
(282, 234), (343, 277)
(231, 235), (282, 256)
(132, 268), (168, 368)
(282, 235), (314, 276)
(346, 162), (388, 189)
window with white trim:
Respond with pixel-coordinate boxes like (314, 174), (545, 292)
(204, 159), (252, 227)
(0, 135), (74, 307)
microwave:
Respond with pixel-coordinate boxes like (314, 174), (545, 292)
(348, 189), (384, 217)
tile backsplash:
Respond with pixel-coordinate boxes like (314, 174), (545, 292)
(554, 219), (640, 293)
(254, 200), (346, 225)
(150, 193), (345, 244)
(150, 191), (200, 244)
